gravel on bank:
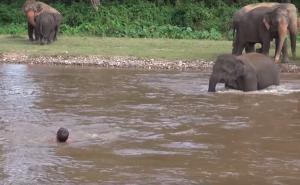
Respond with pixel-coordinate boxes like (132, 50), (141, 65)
(0, 53), (300, 73)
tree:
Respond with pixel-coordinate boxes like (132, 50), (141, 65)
(90, 0), (100, 9)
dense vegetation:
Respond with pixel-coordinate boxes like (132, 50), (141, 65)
(0, 0), (299, 40)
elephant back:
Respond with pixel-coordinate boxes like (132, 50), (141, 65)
(237, 53), (274, 64)
(36, 2), (61, 15)
(22, 1), (60, 15)
(234, 2), (280, 21)
(238, 53), (279, 88)
(279, 3), (298, 12)
(238, 53), (278, 75)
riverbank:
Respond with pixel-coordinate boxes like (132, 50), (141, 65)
(0, 53), (214, 71)
(0, 35), (231, 60)
(0, 35), (300, 72)
(1, 53), (300, 73)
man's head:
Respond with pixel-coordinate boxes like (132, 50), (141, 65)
(56, 127), (69, 142)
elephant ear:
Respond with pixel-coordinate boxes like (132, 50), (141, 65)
(234, 59), (245, 77)
(263, 16), (271, 30)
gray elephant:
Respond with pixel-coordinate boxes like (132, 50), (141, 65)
(232, 3), (298, 63)
(232, 2), (279, 40)
(232, 3), (278, 54)
(22, 0), (62, 41)
(208, 53), (280, 92)
(35, 12), (61, 45)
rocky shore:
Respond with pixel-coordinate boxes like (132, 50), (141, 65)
(0, 53), (300, 73)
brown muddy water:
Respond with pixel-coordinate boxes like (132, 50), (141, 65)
(0, 64), (300, 185)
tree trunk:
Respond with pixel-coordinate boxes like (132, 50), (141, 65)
(90, 0), (100, 10)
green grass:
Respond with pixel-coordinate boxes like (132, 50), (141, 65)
(0, 35), (232, 60)
(0, 35), (300, 62)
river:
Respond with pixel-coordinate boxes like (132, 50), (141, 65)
(0, 64), (299, 185)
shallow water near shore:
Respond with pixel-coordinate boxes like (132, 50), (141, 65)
(0, 64), (300, 185)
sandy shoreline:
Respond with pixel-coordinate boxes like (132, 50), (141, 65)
(1, 53), (300, 72)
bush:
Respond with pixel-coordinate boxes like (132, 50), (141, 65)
(0, 0), (239, 40)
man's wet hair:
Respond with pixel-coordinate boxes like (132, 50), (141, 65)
(57, 127), (69, 142)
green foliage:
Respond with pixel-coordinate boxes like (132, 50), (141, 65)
(297, 35), (300, 43)
(0, 24), (26, 36)
(0, 0), (241, 40)
(57, 0), (232, 39)
(0, 3), (25, 24)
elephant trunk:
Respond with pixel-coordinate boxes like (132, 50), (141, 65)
(208, 75), (219, 92)
(275, 25), (288, 63)
(26, 10), (36, 26)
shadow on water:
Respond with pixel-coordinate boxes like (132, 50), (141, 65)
(0, 64), (300, 184)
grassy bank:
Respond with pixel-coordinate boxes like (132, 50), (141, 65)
(0, 35), (233, 61)
(0, 35), (299, 62)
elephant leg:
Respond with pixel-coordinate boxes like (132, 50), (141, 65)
(48, 30), (56, 44)
(232, 29), (242, 55)
(232, 41), (236, 54)
(208, 75), (219, 92)
(236, 41), (246, 55)
(261, 40), (270, 56)
(40, 37), (47, 45)
(290, 31), (296, 60)
(34, 27), (39, 41)
(288, 15), (297, 61)
(245, 43), (255, 53)
(27, 22), (34, 41)
(53, 14), (62, 41)
(53, 26), (58, 41)
(232, 35), (238, 54)
(243, 75), (258, 91)
(39, 32), (47, 45)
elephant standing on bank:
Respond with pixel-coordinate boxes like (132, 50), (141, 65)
(232, 3), (298, 63)
(35, 12), (60, 45)
(232, 3), (279, 54)
(208, 53), (280, 92)
(22, 0), (62, 42)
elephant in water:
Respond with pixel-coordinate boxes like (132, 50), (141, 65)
(208, 53), (280, 92)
